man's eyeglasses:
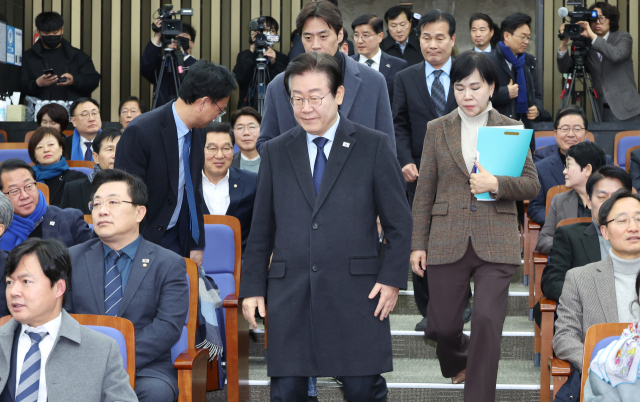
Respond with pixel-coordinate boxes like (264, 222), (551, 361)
(234, 125), (259, 132)
(290, 91), (332, 108)
(557, 125), (585, 134)
(596, 15), (608, 23)
(88, 198), (134, 212)
(211, 99), (227, 117)
(3, 182), (37, 199)
(604, 214), (640, 226)
(514, 34), (531, 43)
(74, 111), (100, 119)
(205, 146), (234, 156)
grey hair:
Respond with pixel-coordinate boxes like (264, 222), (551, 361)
(0, 193), (14, 238)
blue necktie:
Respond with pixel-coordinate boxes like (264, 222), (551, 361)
(431, 69), (446, 117)
(313, 137), (329, 194)
(183, 131), (200, 244)
(84, 141), (93, 161)
(365, 59), (374, 67)
(104, 250), (123, 316)
(16, 331), (48, 402)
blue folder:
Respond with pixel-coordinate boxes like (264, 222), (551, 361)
(475, 126), (533, 200)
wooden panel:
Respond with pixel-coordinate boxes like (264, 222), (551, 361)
(44, 0), (52, 12)
(81, 0), (91, 54)
(119, 0), (131, 107)
(201, 0), (212, 61)
(271, 0), (281, 52)
(24, 0), (34, 51)
(34, 0), (43, 35)
(130, 0), (141, 98)
(281, 0), (292, 52)
(190, 0), (200, 59)
(211, 0), (221, 63)
(91, 0), (101, 104)
(241, 0), (252, 53)
(61, 0), (70, 42)
(70, 0), (81, 48)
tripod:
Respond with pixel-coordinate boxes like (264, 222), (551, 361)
(152, 47), (185, 110)
(247, 51), (270, 115)
(560, 63), (602, 122)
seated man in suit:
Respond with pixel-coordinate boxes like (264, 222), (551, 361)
(553, 189), (640, 376)
(380, 6), (423, 67)
(629, 147), (640, 191)
(65, 168), (189, 402)
(1, 238), (138, 402)
(0, 159), (93, 252)
(536, 142), (606, 254)
(60, 127), (121, 214)
(202, 122), (258, 250)
(0, 194), (13, 317)
(351, 14), (407, 105)
(64, 97), (102, 162)
(256, 0), (395, 152)
(230, 107), (261, 173)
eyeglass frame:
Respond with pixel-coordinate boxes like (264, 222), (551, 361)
(205, 145), (234, 156)
(209, 98), (227, 117)
(603, 214), (640, 226)
(557, 125), (586, 134)
(3, 182), (38, 199)
(290, 91), (332, 108)
(88, 198), (135, 212)
(595, 15), (608, 23)
(512, 33), (531, 43)
(73, 111), (100, 119)
(234, 124), (260, 132)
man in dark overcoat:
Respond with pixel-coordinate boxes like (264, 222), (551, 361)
(239, 52), (412, 402)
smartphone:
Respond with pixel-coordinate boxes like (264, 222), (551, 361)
(57, 77), (67, 83)
(43, 68), (54, 75)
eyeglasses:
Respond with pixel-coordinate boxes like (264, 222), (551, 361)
(513, 34), (531, 43)
(205, 146), (234, 155)
(88, 198), (134, 212)
(3, 182), (37, 199)
(74, 111), (100, 119)
(234, 124), (259, 132)
(211, 99), (227, 117)
(604, 214), (640, 226)
(557, 125), (585, 134)
(290, 91), (332, 108)
(353, 33), (374, 40)
(596, 15), (608, 23)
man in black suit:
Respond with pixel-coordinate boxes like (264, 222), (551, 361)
(141, 20), (198, 108)
(0, 194), (13, 317)
(533, 166), (632, 325)
(65, 169), (189, 402)
(351, 14), (408, 105)
(392, 10), (464, 331)
(115, 60), (237, 266)
(60, 128), (121, 214)
(241, 52), (412, 402)
(380, 6), (423, 66)
(202, 123), (258, 250)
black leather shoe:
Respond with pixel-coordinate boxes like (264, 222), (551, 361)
(463, 299), (473, 323)
(415, 316), (428, 331)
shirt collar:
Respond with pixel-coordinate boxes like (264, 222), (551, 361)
(358, 48), (382, 65)
(21, 312), (62, 340)
(103, 234), (142, 262)
(603, 31), (610, 41)
(474, 44), (492, 53)
(202, 169), (230, 185)
(306, 114), (340, 146)
(425, 57), (453, 77)
(171, 102), (190, 139)
(240, 153), (260, 161)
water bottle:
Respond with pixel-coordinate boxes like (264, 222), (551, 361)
(0, 95), (7, 122)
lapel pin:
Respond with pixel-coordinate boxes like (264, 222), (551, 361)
(142, 259), (149, 263)
(234, 184), (238, 188)
(386, 64), (391, 68)
(49, 221), (55, 226)
(343, 142), (350, 148)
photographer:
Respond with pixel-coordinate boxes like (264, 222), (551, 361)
(233, 16), (289, 110)
(558, 2), (640, 122)
(141, 19), (197, 108)
(20, 12), (101, 101)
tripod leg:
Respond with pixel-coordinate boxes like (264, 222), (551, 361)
(583, 72), (602, 122)
(152, 55), (168, 110)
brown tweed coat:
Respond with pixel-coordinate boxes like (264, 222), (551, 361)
(411, 108), (540, 266)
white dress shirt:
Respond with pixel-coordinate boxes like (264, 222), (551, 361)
(306, 114), (340, 175)
(358, 49), (382, 71)
(202, 170), (230, 215)
(16, 313), (62, 402)
(474, 44), (492, 53)
(77, 136), (93, 159)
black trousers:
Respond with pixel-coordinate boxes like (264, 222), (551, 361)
(160, 188), (191, 257)
(270, 375), (387, 402)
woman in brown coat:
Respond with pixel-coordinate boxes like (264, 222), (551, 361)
(410, 51), (540, 402)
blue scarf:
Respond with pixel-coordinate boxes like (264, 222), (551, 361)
(88, 164), (101, 183)
(498, 41), (529, 115)
(32, 157), (69, 182)
(1, 191), (48, 251)
(70, 128), (99, 162)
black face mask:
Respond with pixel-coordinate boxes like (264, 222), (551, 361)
(41, 35), (62, 49)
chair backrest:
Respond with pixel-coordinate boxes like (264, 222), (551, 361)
(24, 130), (36, 143)
(0, 129), (7, 142)
(62, 130), (74, 137)
(626, 145), (640, 172)
(67, 160), (95, 177)
(202, 215), (242, 300)
(534, 131), (595, 151)
(545, 185), (569, 217)
(614, 131), (640, 168)
(580, 323), (631, 402)
(84, 214), (93, 224)
(71, 314), (136, 389)
(0, 143), (31, 164)
(36, 182), (50, 205)
(0, 315), (11, 325)
(170, 258), (199, 364)
(557, 217), (593, 228)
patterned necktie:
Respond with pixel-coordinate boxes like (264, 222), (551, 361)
(312, 137), (329, 194)
(104, 250), (123, 316)
(84, 141), (93, 161)
(183, 131), (200, 244)
(16, 331), (48, 402)
(431, 69), (446, 117)
(365, 59), (374, 67)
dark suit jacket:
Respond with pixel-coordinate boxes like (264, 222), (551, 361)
(0, 251), (7, 317)
(115, 101), (206, 250)
(350, 51), (408, 105)
(629, 148), (640, 191)
(533, 144), (614, 165)
(393, 60), (457, 183)
(536, 190), (590, 255)
(38, 205), (94, 248)
(63, 134), (95, 162)
(0, 324), (19, 402)
(541, 222), (602, 302)
(60, 176), (92, 214)
(140, 40), (198, 108)
(411, 109), (540, 266)
(231, 152), (241, 169)
(528, 151), (565, 225)
(65, 237), (189, 396)
(256, 55), (395, 152)
(240, 114), (412, 377)
(380, 35), (423, 67)
(203, 167), (258, 249)
(558, 31), (640, 121)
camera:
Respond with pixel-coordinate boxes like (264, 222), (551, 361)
(152, 5), (194, 50)
(249, 16), (280, 58)
(558, 1), (597, 41)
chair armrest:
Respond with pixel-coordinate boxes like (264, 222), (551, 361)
(540, 298), (557, 313)
(529, 222), (541, 230)
(174, 348), (209, 370)
(549, 358), (571, 376)
(223, 293), (238, 308)
(533, 252), (548, 264)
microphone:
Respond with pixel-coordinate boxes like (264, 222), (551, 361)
(558, 7), (569, 18)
